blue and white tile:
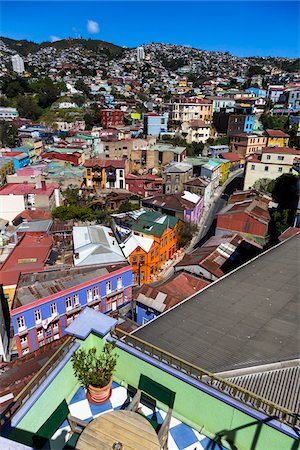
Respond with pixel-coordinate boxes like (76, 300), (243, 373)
(57, 383), (226, 450)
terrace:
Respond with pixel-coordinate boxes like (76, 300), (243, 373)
(0, 304), (298, 450)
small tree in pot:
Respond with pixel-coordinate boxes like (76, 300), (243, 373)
(72, 342), (118, 403)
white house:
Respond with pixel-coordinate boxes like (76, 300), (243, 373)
(244, 147), (300, 190)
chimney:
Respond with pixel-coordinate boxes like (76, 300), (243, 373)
(41, 180), (46, 191)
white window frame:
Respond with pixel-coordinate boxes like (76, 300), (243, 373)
(117, 277), (123, 290)
(93, 286), (99, 299)
(74, 294), (80, 307)
(50, 303), (58, 317)
(20, 335), (28, 346)
(17, 316), (26, 332)
(34, 309), (42, 324)
(106, 281), (112, 295)
(66, 297), (73, 311)
(87, 288), (93, 302)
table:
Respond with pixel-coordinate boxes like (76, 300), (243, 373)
(76, 410), (161, 450)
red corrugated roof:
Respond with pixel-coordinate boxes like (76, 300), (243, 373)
(262, 147), (300, 155)
(222, 152), (244, 161)
(0, 234), (53, 286)
(84, 159), (126, 168)
(266, 129), (290, 138)
(0, 183), (58, 196)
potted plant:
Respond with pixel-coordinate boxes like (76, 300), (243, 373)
(71, 342), (118, 403)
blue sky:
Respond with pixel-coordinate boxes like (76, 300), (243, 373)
(1, 1), (299, 57)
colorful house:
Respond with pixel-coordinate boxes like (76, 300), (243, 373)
(84, 159), (126, 189)
(135, 272), (209, 325)
(265, 129), (290, 147)
(222, 152), (245, 171)
(11, 263), (132, 356)
(211, 158), (231, 184)
(1, 152), (30, 170)
(112, 209), (179, 285)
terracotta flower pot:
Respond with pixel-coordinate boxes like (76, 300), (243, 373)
(88, 377), (113, 403)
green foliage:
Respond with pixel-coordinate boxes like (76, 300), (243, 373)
(271, 173), (298, 211)
(62, 187), (81, 205)
(0, 96), (9, 107)
(52, 205), (105, 222)
(1, 77), (30, 98)
(118, 201), (140, 213)
(177, 221), (197, 247)
(71, 343), (118, 389)
(16, 95), (42, 120)
(207, 136), (229, 146)
(271, 209), (291, 237)
(75, 79), (89, 95)
(260, 113), (289, 132)
(247, 65), (266, 77)
(0, 120), (18, 147)
(253, 178), (275, 194)
(30, 77), (61, 108)
(84, 103), (102, 130)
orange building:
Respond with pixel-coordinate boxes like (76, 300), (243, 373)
(114, 210), (179, 284)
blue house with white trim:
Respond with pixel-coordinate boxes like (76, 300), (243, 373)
(11, 263), (132, 356)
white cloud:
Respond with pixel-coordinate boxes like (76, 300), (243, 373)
(50, 35), (61, 42)
(87, 20), (100, 34)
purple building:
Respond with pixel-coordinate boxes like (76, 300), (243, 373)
(142, 191), (204, 225)
(11, 263), (132, 356)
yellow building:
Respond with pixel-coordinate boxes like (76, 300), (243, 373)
(212, 158), (231, 184)
(84, 159), (126, 189)
(266, 129), (290, 147)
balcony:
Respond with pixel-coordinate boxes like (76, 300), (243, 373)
(1, 310), (298, 450)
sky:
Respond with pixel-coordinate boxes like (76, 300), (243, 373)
(1, 1), (299, 58)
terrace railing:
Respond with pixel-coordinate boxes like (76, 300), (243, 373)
(0, 335), (76, 429)
(112, 328), (300, 430)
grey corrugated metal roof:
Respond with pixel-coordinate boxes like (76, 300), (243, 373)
(134, 235), (300, 374)
(223, 364), (300, 416)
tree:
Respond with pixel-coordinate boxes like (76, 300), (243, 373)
(30, 77), (61, 109)
(271, 173), (298, 211)
(16, 95), (42, 120)
(177, 221), (197, 247)
(260, 113), (289, 132)
(253, 178), (275, 194)
(62, 187), (81, 206)
(75, 79), (89, 96)
(0, 121), (18, 147)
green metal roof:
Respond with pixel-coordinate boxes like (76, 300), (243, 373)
(132, 210), (178, 238)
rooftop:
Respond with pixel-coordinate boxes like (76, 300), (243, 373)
(73, 225), (126, 266)
(84, 159), (126, 169)
(113, 209), (177, 238)
(265, 129), (290, 138)
(135, 236), (300, 373)
(0, 183), (59, 197)
(0, 234), (53, 287)
(12, 263), (128, 311)
(144, 191), (202, 212)
(262, 146), (300, 155)
(136, 272), (210, 313)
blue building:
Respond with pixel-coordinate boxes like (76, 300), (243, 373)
(144, 112), (169, 136)
(2, 151), (30, 170)
(243, 114), (255, 133)
(11, 263), (132, 356)
(245, 87), (267, 98)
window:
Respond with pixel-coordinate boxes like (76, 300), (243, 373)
(140, 255), (145, 263)
(20, 335), (27, 346)
(37, 329), (44, 339)
(251, 165), (255, 170)
(106, 281), (112, 295)
(132, 256), (137, 264)
(278, 156), (284, 161)
(50, 303), (57, 317)
(278, 167), (283, 172)
(264, 166), (269, 172)
(53, 322), (59, 331)
(87, 289), (93, 302)
(34, 309), (42, 324)
(66, 297), (72, 311)
(22, 348), (29, 355)
(17, 316), (26, 331)
(117, 277), (123, 290)
(119, 170), (124, 177)
(93, 286), (99, 299)
(267, 155), (271, 160)
(74, 294), (80, 306)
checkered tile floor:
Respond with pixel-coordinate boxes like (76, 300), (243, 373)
(51, 382), (225, 450)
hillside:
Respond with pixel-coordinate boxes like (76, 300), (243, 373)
(0, 36), (125, 58)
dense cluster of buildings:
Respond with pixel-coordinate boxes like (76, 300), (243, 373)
(0, 37), (299, 450)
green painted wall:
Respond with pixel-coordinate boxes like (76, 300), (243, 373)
(14, 333), (297, 450)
